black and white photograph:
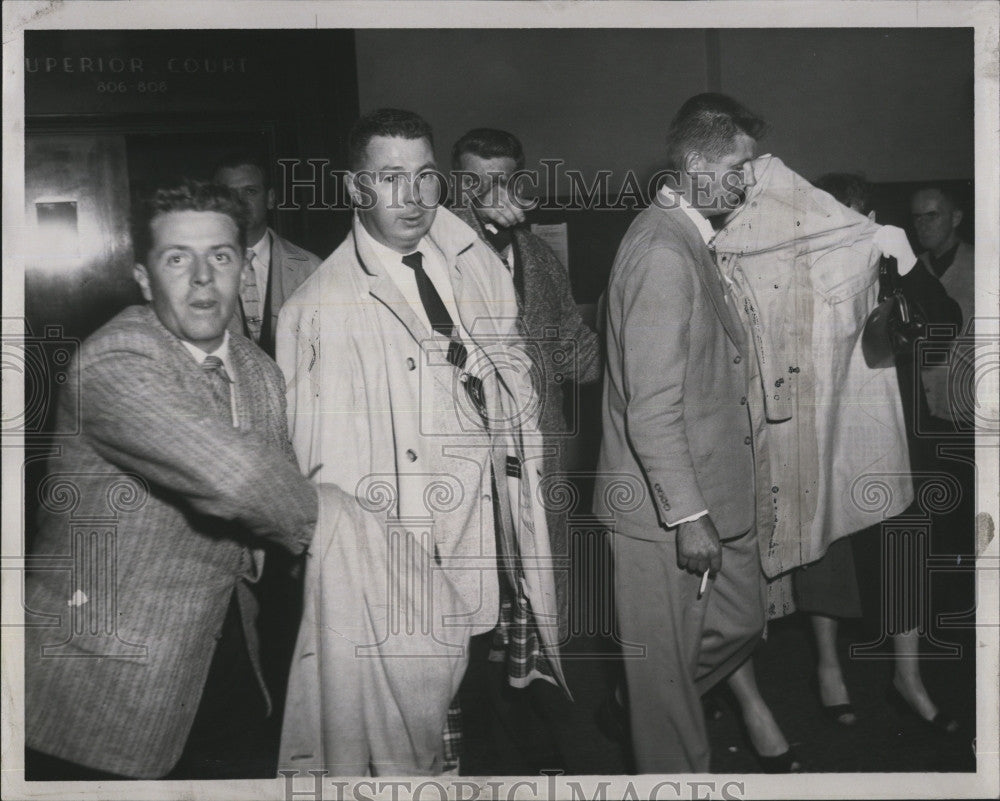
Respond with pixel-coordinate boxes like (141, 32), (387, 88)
(2, 2), (998, 799)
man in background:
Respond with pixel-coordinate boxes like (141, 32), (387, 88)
(214, 152), (322, 357)
(451, 127), (602, 636)
(214, 153), (324, 718)
(909, 185), (975, 427)
(449, 128), (603, 772)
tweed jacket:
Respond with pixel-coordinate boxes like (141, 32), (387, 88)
(25, 305), (318, 778)
(712, 155), (913, 577)
(276, 207), (568, 774)
(594, 201), (762, 543)
(450, 206), (602, 460)
(451, 206), (602, 639)
(229, 228), (323, 356)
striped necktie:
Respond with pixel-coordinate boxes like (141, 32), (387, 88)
(242, 250), (263, 343)
(201, 354), (233, 415)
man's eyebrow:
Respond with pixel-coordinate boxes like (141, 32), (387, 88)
(375, 161), (437, 172)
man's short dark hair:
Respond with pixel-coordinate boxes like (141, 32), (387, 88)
(814, 172), (871, 215)
(347, 108), (434, 172)
(911, 183), (962, 211)
(213, 151), (271, 189)
(451, 128), (526, 171)
(131, 179), (248, 263)
(665, 93), (768, 171)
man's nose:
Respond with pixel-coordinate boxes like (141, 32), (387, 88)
(398, 176), (419, 205)
(191, 255), (214, 285)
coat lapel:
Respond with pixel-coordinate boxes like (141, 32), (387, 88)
(666, 208), (746, 354)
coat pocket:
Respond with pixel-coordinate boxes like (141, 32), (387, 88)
(811, 251), (878, 305)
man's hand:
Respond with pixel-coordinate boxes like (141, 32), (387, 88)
(477, 183), (528, 229)
(676, 515), (722, 576)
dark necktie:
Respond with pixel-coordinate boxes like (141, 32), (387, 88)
(201, 354), (233, 416)
(483, 223), (513, 259)
(402, 251), (470, 367)
(401, 251), (485, 417)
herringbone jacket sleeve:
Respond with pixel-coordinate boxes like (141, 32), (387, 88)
(79, 336), (317, 553)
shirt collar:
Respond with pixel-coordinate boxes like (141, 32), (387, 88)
(249, 229), (271, 262)
(659, 184), (717, 246)
(181, 329), (232, 372)
(928, 240), (961, 278)
(355, 214), (427, 269)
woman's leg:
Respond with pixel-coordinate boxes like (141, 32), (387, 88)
(726, 659), (793, 759)
(812, 613), (857, 724)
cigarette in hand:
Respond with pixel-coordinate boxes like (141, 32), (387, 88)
(698, 570), (709, 599)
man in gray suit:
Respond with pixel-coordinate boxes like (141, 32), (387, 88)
(595, 94), (770, 772)
(214, 152), (322, 358)
(25, 180), (322, 779)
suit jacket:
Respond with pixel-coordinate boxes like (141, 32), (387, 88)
(229, 228), (322, 356)
(594, 202), (757, 542)
(916, 240), (975, 422)
(25, 305), (318, 778)
(276, 207), (568, 774)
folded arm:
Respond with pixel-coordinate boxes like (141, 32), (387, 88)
(79, 348), (317, 554)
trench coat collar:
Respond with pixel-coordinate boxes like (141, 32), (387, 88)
(350, 208), (482, 346)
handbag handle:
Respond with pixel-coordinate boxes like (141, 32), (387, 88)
(877, 256), (900, 303)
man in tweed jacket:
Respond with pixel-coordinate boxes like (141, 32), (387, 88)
(25, 181), (321, 779)
(451, 128), (602, 643)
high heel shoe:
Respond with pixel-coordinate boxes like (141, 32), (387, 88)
(885, 683), (960, 736)
(753, 746), (804, 774)
(811, 678), (858, 726)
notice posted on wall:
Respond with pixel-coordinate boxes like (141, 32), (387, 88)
(530, 222), (570, 272)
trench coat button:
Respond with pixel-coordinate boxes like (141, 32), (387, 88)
(405, 449), (418, 462)
(740, 396), (747, 405)
(482, 494), (492, 502)
(733, 355), (742, 364)
(406, 357), (416, 371)
(744, 436), (752, 445)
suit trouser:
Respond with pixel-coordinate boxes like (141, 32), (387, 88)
(614, 527), (765, 773)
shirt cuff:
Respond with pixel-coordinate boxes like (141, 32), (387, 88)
(669, 509), (709, 527)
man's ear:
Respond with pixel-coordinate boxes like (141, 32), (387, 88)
(133, 263), (153, 302)
(346, 171), (361, 205)
(266, 187), (276, 212)
(952, 208), (964, 230)
(684, 150), (705, 174)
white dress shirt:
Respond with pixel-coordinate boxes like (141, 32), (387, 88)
(247, 229), (272, 297)
(658, 185), (717, 246)
(355, 219), (471, 341)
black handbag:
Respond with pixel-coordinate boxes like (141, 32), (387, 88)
(861, 257), (927, 369)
